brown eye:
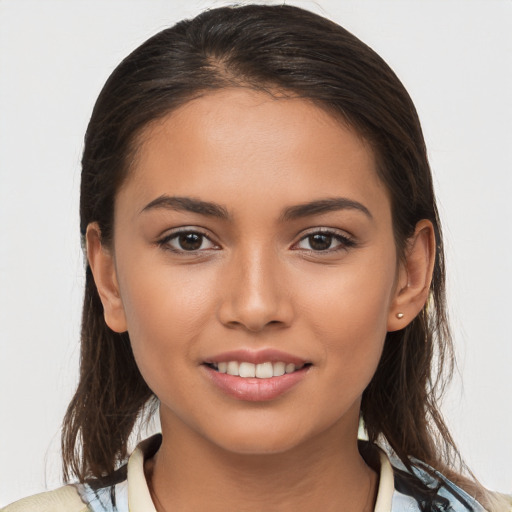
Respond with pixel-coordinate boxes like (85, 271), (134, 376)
(158, 229), (217, 253)
(308, 233), (334, 251)
(295, 230), (356, 253)
(178, 232), (204, 251)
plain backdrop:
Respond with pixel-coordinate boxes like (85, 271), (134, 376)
(0, 0), (511, 505)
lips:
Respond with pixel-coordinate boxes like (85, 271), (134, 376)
(202, 349), (311, 401)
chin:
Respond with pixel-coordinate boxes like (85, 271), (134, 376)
(215, 433), (304, 456)
(201, 418), (309, 456)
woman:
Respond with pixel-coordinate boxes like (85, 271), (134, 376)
(2, 4), (509, 512)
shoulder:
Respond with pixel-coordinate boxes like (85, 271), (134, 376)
(1, 485), (88, 512)
(1, 435), (160, 512)
(389, 455), (511, 512)
(392, 463), (482, 512)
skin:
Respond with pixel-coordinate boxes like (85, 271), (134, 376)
(87, 88), (435, 511)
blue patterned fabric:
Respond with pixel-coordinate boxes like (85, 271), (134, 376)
(77, 481), (129, 512)
(389, 456), (486, 512)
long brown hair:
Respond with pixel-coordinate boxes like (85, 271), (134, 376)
(64, 1), (474, 501)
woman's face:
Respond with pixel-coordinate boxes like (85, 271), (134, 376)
(105, 88), (403, 454)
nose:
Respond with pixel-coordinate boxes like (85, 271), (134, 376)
(217, 245), (294, 333)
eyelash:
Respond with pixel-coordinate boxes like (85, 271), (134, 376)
(295, 229), (357, 253)
(157, 229), (218, 254)
(157, 227), (356, 256)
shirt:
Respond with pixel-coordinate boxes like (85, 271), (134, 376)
(1, 434), (495, 511)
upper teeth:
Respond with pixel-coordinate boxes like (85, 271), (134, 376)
(213, 361), (301, 378)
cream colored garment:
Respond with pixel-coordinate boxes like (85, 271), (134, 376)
(0, 485), (87, 512)
(6, 436), (508, 512)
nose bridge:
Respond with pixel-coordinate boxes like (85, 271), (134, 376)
(217, 241), (292, 332)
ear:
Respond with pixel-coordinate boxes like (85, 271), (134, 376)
(387, 219), (436, 332)
(86, 222), (127, 333)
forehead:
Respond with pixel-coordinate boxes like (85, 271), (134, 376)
(120, 88), (389, 221)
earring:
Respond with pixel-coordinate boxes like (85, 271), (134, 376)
(396, 312), (404, 319)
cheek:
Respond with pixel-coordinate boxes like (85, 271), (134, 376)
(118, 251), (214, 327)
(300, 260), (395, 337)
(114, 255), (217, 380)
(297, 254), (396, 386)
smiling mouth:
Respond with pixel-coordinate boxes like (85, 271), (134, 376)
(204, 361), (311, 379)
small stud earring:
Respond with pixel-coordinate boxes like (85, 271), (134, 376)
(396, 312), (404, 319)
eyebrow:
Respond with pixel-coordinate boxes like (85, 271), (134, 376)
(140, 195), (372, 221)
(279, 197), (372, 221)
(141, 195), (230, 218)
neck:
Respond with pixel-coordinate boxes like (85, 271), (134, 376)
(146, 414), (378, 512)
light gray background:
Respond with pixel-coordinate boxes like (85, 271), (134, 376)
(0, 0), (510, 505)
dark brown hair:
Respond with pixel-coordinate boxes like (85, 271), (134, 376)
(64, 2), (471, 500)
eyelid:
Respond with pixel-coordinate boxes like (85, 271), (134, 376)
(156, 226), (356, 255)
(292, 227), (356, 252)
(157, 227), (220, 253)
